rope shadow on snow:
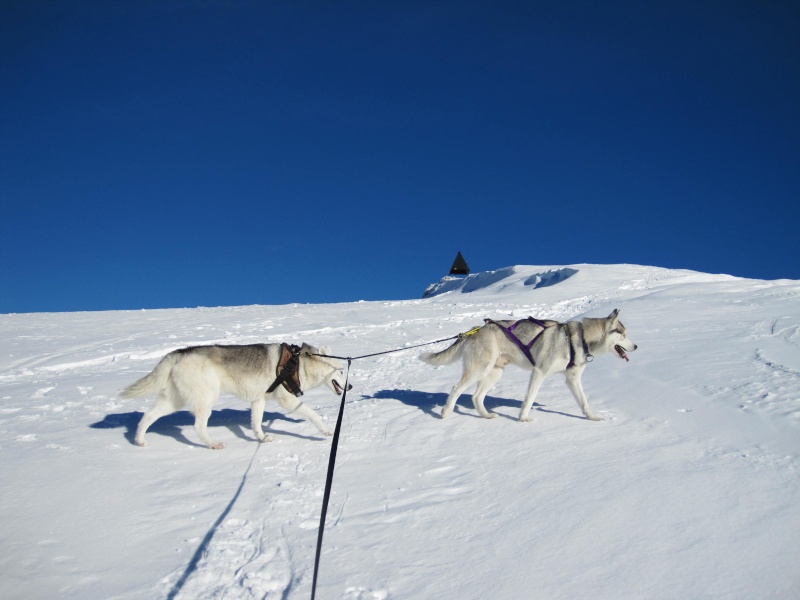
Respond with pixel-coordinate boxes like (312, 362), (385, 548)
(88, 408), (324, 447)
(165, 442), (261, 600)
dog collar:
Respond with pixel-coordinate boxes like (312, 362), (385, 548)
(566, 322), (593, 368)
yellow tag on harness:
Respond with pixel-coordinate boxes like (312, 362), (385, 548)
(458, 325), (483, 338)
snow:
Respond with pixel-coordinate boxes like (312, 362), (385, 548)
(1, 264), (799, 599)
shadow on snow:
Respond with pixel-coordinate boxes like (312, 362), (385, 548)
(370, 389), (587, 421)
(89, 408), (327, 447)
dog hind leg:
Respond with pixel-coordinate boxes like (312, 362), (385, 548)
(519, 369), (546, 422)
(250, 397), (274, 442)
(168, 360), (226, 448)
(192, 403), (226, 449)
(471, 366), (504, 419)
(441, 370), (479, 418)
(135, 396), (175, 446)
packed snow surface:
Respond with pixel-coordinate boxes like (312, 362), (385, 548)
(1, 264), (799, 599)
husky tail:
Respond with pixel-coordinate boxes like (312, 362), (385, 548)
(420, 338), (465, 366)
(120, 351), (180, 398)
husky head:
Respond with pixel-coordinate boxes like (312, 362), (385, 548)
(300, 344), (353, 395)
(604, 309), (638, 361)
(584, 309), (638, 361)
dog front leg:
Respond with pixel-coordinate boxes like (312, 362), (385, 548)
(250, 397), (274, 443)
(519, 369), (545, 422)
(565, 368), (602, 421)
(280, 396), (333, 436)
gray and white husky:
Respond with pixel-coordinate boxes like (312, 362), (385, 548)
(421, 309), (637, 422)
(121, 343), (348, 449)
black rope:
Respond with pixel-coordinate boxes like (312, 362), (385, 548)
(313, 333), (460, 362)
(309, 332), (461, 598)
(310, 358), (351, 600)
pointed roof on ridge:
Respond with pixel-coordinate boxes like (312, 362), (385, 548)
(449, 251), (470, 275)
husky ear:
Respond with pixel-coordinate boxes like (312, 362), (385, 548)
(608, 309), (620, 324)
(319, 345), (331, 356)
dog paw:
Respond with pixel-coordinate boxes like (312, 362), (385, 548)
(321, 429), (334, 437)
(209, 442), (226, 449)
(519, 416), (534, 423)
(258, 434), (275, 443)
(440, 409), (452, 419)
(586, 415), (604, 422)
(134, 439), (147, 447)
(482, 413), (498, 419)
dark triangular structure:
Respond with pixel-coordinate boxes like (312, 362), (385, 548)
(449, 251), (470, 276)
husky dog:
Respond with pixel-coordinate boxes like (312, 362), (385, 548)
(421, 309), (637, 422)
(121, 343), (349, 449)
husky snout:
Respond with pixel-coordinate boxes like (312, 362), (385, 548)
(614, 341), (637, 361)
(332, 379), (353, 395)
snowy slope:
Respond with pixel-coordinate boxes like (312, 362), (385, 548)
(1, 264), (799, 600)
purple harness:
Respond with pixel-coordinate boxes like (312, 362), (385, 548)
(485, 317), (592, 368)
(484, 317), (553, 366)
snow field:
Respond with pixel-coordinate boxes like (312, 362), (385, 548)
(1, 264), (798, 599)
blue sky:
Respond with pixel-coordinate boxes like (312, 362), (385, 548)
(2, 1), (798, 313)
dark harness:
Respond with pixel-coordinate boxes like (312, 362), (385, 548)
(267, 343), (304, 397)
(484, 317), (553, 365)
(484, 317), (592, 368)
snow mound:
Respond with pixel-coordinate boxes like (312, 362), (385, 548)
(423, 266), (577, 297)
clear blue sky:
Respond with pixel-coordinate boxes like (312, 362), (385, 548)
(2, 1), (798, 313)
